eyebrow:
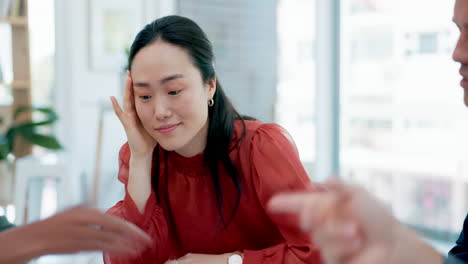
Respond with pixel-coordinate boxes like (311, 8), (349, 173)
(160, 74), (184, 85)
(133, 74), (184, 88)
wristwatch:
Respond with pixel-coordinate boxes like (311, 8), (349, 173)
(228, 253), (243, 264)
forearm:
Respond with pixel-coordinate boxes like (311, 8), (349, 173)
(392, 225), (444, 264)
(0, 224), (45, 264)
(127, 154), (153, 214)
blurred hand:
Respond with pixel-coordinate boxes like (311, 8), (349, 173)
(268, 180), (442, 264)
(31, 206), (152, 256)
(0, 206), (153, 264)
(111, 71), (156, 157)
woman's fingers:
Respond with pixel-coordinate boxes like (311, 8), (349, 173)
(112, 71), (139, 130)
(123, 71), (135, 113)
(127, 72), (136, 111)
(110, 96), (124, 122)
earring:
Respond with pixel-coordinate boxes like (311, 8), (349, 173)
(208, 99), (214, 107)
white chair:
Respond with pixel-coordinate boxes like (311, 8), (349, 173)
(92, 100), (114, 208)
(14, 153), (65, 225)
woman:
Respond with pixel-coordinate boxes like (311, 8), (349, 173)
(106, 15), (322, 264)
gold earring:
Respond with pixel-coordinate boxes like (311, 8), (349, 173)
(208, 99), (214, 107)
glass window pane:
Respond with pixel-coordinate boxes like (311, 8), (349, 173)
(276, 0), (316, 169)
(29, 0), (55, 106)
(0, 24), (13, 105)
(341, 0), (464, 239)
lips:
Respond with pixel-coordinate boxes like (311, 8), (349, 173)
(155, 123), (181, 134)
(459, 68), (468, 89)
(461, 78), (468, 89)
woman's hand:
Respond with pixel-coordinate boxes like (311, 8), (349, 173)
(112, 71), (156, 213)
(111, 71), (156, 158)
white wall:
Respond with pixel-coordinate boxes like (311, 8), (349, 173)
(177, 0), (278, 122)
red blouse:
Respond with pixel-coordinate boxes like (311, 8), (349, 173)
(104, 120), (322, 264)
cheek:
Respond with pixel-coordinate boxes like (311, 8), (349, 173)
(135, 103), (152, 123)
(176, 93), (208, 121)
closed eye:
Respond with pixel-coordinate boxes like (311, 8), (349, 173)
(168, 90), (182, 95)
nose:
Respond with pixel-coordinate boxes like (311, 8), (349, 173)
(153, 96), (171, 121)
(453, 31), (468, 64)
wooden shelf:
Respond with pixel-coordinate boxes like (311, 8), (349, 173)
(0, 16), (27, 26)
(3, 0), (31, 158)
(0, 80), (29, 89)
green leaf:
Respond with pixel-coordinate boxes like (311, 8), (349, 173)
(18, 129), (62, 150)
(5, 128), (15, 156)
(14, 106), (55, 120)
(0, 106), (63, 157)
(13, 106), (58, 129)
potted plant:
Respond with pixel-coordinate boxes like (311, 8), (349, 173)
(0, 106), (62, 230)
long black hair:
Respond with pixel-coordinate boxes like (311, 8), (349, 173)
(128, 15), (253, 229)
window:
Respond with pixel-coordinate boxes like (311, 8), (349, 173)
(0, 25), (13, 106)
(419, 32), (438, 54)
(29, 0), (55, 106)
(341, 0), (464, 240)
(276, 0), (316, 167)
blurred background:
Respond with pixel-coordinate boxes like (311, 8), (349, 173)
(0, 0), (466, 263)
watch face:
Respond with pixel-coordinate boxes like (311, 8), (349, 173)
(228, 254), (243, 264)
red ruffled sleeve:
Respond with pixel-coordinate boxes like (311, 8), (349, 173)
(103, 143), (175, 264)
(243, 124), (322, 264)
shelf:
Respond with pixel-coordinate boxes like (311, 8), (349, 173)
(0, 16), (27, 26)
(0, 80), (30, 89)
